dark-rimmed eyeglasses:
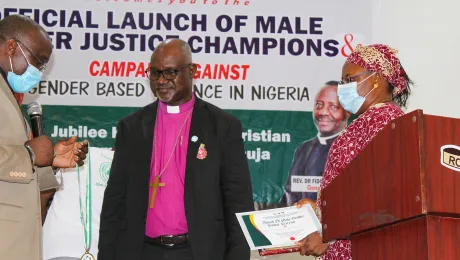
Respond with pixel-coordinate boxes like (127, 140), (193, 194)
(145, 63), (192, 80)
(339, 71), (372, 84)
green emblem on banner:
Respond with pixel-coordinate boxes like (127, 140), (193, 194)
(99, 162), (111, 185)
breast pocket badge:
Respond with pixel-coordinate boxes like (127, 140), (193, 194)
(197, 143), (207, 160)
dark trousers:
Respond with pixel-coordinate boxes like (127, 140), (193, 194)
(140, 243), (193, 260)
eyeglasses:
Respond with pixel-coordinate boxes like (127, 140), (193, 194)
(339, 71), (372, 84)
(15, 40), (47, 72)
(145, 63), (192, 80)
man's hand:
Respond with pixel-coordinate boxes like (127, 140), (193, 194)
(53, 136), (88, 168)
(25, 136), (54, 167)
(296, 232), (328, 256)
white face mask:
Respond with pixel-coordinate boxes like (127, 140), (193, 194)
(337, 73), (376, 114)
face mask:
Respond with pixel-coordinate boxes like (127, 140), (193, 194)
(7, 43), (43, 93)
(337, 73), (376, 114)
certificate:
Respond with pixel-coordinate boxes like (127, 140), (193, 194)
(236, 205), (321, 250)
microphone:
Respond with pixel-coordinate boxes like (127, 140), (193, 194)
(27, 101), (44, 138)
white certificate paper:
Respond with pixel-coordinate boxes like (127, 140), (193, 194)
(236, 205), (321, 250)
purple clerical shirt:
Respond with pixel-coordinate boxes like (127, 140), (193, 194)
(145, 95), (195, 238)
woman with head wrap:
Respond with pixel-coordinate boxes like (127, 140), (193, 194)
(295, 44), (414, 259)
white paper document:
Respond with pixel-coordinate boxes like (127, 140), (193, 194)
(236, 205), (321, 250)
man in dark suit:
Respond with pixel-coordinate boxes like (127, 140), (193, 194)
(281, 82), (349, 206)
(254, 82), (349, 211)
(98, 39), (254, 260)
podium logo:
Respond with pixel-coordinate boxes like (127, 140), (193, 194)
(440, 145), (460, 172)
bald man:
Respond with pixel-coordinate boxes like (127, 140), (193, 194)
(0, 15), (88, 260)
(281, 81), (350, 206)
(98, 39), (254, 260)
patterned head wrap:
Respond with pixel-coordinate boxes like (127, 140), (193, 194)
(346, 44), (407, 95)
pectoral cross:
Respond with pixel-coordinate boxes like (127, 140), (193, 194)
(149, 176), (165, 208)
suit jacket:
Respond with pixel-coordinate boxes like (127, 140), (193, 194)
(98, 97), (254, 260)
(0, 75), (42, 259)
(0, 69), (58, 192)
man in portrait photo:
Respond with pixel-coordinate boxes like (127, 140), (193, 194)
(281, 81), (350, 206)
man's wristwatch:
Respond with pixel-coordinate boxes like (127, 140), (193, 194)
(24, 144), (35, 166)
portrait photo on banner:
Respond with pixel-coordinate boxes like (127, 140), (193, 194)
(251, 81), (353, 256)
(254, 80), (351, 211)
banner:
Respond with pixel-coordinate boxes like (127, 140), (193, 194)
(6, 0), (374, 207)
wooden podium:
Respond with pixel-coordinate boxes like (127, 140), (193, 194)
(321, 110), (460, 259)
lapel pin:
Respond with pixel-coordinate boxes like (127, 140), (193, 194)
(191, 136), (198, 142)
(197, 143), (207, 160)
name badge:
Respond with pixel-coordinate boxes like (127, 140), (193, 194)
(290, 176), (322, 193)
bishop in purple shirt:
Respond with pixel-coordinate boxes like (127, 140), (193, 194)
(98, 39), (254, 260)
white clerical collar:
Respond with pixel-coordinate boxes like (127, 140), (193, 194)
(166, 105), (180, 114)
(317, 130), (344, 145)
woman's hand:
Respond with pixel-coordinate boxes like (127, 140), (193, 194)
(296, 232), (329, 256)
(293, 198), (317, 209)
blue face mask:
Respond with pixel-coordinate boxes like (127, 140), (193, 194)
(7, 44), (43, 93)
(337, 73), (376, 114)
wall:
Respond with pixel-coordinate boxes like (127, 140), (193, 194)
(374, 0), (460, 119)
